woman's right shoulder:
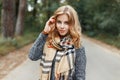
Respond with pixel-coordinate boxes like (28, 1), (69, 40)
(28, 32), (48, 61)
(39, 32), (48, 39)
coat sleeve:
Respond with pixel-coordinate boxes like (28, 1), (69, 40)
(74, 46), (86, 80)
(28, 33), (48, 61)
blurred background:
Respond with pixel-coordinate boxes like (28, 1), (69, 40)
(0, 0), (120, 56)
(0, 0), (120, 80)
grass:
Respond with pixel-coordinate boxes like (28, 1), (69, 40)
(95, 35), (120, 49)
(85, 32), (120, 49)
(0, 32), (39, 56)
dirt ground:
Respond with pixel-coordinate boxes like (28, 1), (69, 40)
(0, 44), (32, 79)
(0, 35), (120, 80)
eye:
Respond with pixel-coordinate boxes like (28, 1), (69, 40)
(57, 20), (61, 24)
(64, 21), (69, 25)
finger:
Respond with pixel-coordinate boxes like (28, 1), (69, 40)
(49, 16), (55, 22)
(50, 18), (55, 23)
(50, 16), (55, 19)
(48, 19), (55, 25)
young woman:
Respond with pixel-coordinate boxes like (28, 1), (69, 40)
(29, 5), (86, 80)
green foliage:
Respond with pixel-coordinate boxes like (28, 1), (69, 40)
(0, 1), (2, 33)
(70, 0), (120, 37)
(0, 32), (39, 56)
(99, 16), (119, 35)
(24, 12), (43, 32)
(95, 34), (120, 49)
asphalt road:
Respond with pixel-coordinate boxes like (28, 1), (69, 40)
(2, 38), (120, 80)
(84, 38), (120, 80)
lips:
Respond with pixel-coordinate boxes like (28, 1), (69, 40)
(59, 30), (65, 33)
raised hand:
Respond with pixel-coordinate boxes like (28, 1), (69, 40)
(43, 16), (55, 34)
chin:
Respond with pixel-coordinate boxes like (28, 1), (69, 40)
(59, 33), (67, 36)
(60, 35), (65, 36)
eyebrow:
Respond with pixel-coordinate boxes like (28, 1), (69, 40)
(57, 19), (69, 22)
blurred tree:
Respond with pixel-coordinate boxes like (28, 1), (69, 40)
(41, 0), (60, 19)
(33, 0), (37, 17)
(1, 0), (16, 38)
(15, 0), (19, 21)
(67, 0), (120, 37)
(0, 1), (2, 33)
(15, 0), (27, 36)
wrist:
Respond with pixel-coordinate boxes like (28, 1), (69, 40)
(42, 30), (48, 35)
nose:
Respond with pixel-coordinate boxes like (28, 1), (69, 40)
(60, 23), (64, 29)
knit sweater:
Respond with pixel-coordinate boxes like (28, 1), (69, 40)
(28, 33), (86, 80)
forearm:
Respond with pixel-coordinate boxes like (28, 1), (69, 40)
(28, 33), (48, 61)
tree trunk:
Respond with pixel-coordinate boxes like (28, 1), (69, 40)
(33, 0), (37, 17)
(1, 0), (15, 38)
(15, 0), (26, 36)
(15, 0), (19, 20)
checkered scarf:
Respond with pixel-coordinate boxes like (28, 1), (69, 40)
(40, 36), (75, 80)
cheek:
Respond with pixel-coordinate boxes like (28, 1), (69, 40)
(66, 26), (70, 31)
(56, 25), (59, 30)
(56, 24), (59, 28)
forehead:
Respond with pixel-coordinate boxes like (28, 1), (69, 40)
(57, 14), (69, 21)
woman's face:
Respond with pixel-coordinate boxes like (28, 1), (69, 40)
(56, 14), (70, 36)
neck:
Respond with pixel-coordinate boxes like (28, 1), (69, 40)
(59, 33), (70, 39)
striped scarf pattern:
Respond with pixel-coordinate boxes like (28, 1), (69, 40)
(40, 36), (75, 80)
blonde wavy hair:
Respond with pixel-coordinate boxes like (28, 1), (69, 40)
(47, 5), (82, 49)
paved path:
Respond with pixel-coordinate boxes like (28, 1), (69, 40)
(2, 38), (120, 80)
(84, 38), (120, 80)
(2, 59), (40, 80)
